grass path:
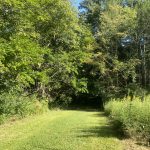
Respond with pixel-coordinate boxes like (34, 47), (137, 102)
(0, 110), (123, 150)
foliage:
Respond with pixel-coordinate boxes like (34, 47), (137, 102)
(0, 36), (47, 91)
(0, 0), (149, 122)
(0, 92), (48, 124)
(0, 0), (93, 108)
(79, 0), (150, 100)
(105, 95), (150, 144)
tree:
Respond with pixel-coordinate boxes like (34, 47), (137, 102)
(0, 0), (94, 105)
(79, 0), (149, 100)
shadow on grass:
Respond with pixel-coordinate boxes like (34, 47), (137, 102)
(77, 112), (122, 140)
(91, 112), (107, 117)
(35, 146), (64, 150)
(66, 107), (101, 112)
(77, 126), (121, 138)
(136, 142), (150, 148)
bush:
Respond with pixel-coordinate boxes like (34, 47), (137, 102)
(104, 95), (150, 144)
(0, 93), (48, 124)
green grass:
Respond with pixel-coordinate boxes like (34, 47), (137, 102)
(0, 110), (123, 150)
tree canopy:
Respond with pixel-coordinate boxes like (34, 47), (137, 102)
(0, 0), (149, 107)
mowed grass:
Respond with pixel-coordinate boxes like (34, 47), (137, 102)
(0, 110), (123, 150)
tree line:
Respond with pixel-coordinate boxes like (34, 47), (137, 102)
(0, 0), (149, 108)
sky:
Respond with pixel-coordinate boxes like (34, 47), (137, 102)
(72, 0), (83, 7)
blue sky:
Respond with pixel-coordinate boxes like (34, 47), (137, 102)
(72, 0), (83, 7)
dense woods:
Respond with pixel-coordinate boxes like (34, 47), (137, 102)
(79, 0), (150, 99)
(0, 0), (150, 141)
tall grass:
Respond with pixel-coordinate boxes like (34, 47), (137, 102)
(105, 95), (150, 144)
(0, 93), (48, 124)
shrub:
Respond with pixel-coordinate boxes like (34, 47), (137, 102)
(105, 95), (150, 144)
(0, 93), (48, 124)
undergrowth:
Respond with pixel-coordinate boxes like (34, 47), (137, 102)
(0, 93), (48, 124)
(105, 95), (150, 145)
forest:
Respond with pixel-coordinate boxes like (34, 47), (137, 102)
(0, 0), (150, 149)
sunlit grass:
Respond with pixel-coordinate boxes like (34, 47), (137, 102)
(0, 110), (123, 150)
